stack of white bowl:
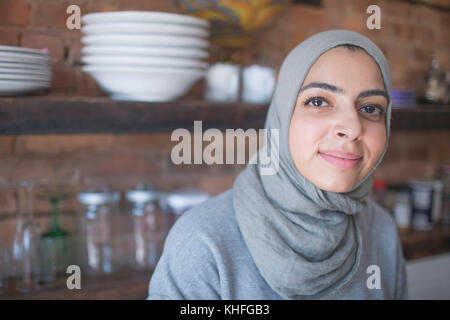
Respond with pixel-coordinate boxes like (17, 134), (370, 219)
(81, 11), (210, 102)
(0, 45), (51, 96)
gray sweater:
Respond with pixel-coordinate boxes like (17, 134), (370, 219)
(148, 189), (408, 300)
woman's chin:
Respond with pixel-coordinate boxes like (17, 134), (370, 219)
(311, 175), (358, 193)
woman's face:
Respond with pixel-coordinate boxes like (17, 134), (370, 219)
(289, 47), (388, 193)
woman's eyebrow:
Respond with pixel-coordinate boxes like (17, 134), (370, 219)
(299, 82), (343, 94)
(357, 89), (388, 100)
(299, 81), (388, 100)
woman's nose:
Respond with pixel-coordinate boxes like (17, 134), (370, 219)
(333, 106), (363, 141)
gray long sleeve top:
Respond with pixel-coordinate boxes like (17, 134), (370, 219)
(148, 189), (408, 300)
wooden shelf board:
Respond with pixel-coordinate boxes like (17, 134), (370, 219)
(0, 97), (448, 135)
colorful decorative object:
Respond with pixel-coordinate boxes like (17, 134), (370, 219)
(175, 0), (287, 49)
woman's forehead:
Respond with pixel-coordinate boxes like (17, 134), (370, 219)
(300, 47), (386, 93)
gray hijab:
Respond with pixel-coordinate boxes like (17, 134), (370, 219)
(233, 30), (392, 299)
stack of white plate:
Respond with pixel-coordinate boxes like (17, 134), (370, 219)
(0, 45), (51, 96)
(80, 11), (210, 102)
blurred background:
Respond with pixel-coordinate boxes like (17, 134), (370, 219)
(0, 0), (449, 299)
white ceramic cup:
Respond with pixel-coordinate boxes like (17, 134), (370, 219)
(242, 64), (276, 105)
(204, 63), (240, 103)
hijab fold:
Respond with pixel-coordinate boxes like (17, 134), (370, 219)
(233, 30), (392, 299)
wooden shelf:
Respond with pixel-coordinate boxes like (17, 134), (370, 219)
(0, 96), (267, 135)
(400, 224), (450, 260)
(0, 269), (151, 300)
(0, 96), (448, 135)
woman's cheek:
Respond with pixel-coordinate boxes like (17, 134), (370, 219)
(366, 123), (387, 165)
(292, 115), (324, 160)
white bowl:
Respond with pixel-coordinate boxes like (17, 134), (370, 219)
(82, 65), (205, 102)
(81, 34), (209, 48)
(0, 79), (49, 96)
(82, 22), (209, 38)
(82, 55), (208, 69)
(82, 11), (209, 28)
(81, 45), (209, 59)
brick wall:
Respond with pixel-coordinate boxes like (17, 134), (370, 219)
(0, 0), (449, 242)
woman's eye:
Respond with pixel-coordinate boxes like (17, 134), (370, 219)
(304, 97), (329, 107)
(361, 104), (383, 115)
(360, 104), (385, 118)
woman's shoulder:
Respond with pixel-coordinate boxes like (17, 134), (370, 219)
(165, 188), (240, 246)
(365, 198), (397, 232)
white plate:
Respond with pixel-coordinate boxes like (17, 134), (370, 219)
(0, 72), (51, 81)
(81, 34), (209, 48)
(0, 79), (50, 96)
(82, 55), (208, 69)
(82, 11), (209, 28)
(0, 66), (51, 76)
(0, 61), (51, 71)
(0, 52), (50, 65)
(82, 22), (209, 38)
(81, 45), (209, 59)
(0, 45), (48, 56)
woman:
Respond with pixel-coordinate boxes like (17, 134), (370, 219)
(148, 30), (408, 300)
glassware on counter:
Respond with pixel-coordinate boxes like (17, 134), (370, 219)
(409, 179), (443, 231)
(0, 237), (10, 292)
(125, 183), (164, 270)
(438, 164), (450, 224)
(12, 179), (46, 292)
(160, 188), (210, 234)
(77, 187), (121, 276)
(393, 191), (411, 233)
(37, 187), (73, 283)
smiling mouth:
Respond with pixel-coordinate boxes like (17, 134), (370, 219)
(319, 152), (362, 169)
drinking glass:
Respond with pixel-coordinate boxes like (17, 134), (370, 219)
(37, 186), (72, 283)
(12, 179), (46, 292)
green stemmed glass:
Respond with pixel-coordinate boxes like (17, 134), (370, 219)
(37, 189), (72, 283)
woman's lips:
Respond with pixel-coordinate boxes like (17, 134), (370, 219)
(319, 152), (362, 169)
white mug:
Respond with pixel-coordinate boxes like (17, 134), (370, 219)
(242, 64), (276, 104)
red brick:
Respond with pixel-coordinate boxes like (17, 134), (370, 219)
(339, 15), (368, 33)
(383, 0), (412, 22)
(283, 5), (328, 32)
(0, 27), (19, 46)
(20, 32), (65, 63)
(32, 0), (68, 30)
(0, 0), (30, 26)
(0, 136), (15, 154)
(78, 153), (163, 178)
(114, 134), (173, 153)
(15, 134), (115, 155)
(197, 174), (237, 196)
(0, 186), (16, 216)
(66, 33), (82, 66)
